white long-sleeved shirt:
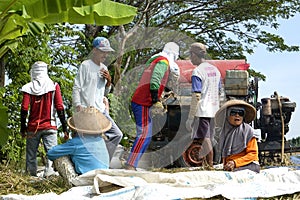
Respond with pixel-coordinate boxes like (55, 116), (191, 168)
(72, 59), (110, 113)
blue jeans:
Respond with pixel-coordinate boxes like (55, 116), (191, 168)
(26, 129), (57, 176)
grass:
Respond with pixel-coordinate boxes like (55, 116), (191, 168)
(0, 164), (70, 196)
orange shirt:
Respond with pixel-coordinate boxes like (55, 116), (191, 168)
(224, 137), (259, 168)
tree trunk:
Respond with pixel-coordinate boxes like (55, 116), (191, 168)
(113, 56), (122, 85)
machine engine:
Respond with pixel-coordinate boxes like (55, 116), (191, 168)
(257, 93), (296, 157)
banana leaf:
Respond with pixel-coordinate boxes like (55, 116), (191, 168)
(0, 0), (137, 26)
(0, 0), (137, 58)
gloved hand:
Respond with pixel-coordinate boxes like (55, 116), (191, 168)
(20, 109), (28, 138)
(150, 90), (158, 104)
(20, 131), (26, 138)
(185, 117), (194, 132)
(185, 93), (201, 132)
(151, 101), (166, 118)
(57, 110), (68, 133)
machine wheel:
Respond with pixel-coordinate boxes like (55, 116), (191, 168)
(175, 140), (205, 167)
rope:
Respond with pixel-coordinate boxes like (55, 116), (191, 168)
(275, 91), (285, 164)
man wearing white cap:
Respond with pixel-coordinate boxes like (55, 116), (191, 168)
(72, 36), (123, 162)
(20, 61), (68, 177)
(125, 42), (180, 170)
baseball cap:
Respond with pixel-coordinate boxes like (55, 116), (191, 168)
(92, 37), (115, 52)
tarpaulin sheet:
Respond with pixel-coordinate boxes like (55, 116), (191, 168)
(1, 167), (300, 200)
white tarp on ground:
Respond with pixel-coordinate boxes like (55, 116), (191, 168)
(1, 167), (300, 200)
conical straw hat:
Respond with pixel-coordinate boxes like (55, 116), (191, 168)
(215, 99), (256, 127)
(67, 107), (112, 134)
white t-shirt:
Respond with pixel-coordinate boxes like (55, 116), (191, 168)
(192, 62), (221, 117)
(72, 59), (108, 113)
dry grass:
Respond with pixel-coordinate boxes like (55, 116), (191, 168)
(0, 165), (70, 196)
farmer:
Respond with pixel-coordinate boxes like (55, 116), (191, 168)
(185, 42), (221, 167)
(20, 61), (68, 177)
(125, 42), (180, 170)
(72, 36), (123, 161)
(47, 107), (111, 185)
(215, 99), (260, 173)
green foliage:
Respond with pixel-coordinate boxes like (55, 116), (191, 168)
(107, 93), (134, 147)
(248, 69), (266, 81)
(1, 83), (26, 165)
(290, 137), (300, 147)
(0, 100), (8, 146)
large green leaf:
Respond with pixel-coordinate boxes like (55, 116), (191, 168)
(0, 0), (137, 61)
(0, 39), (19, 58)
(0, 0), (137, 26)
(0, 0), (39, 12)
(28, 0), (137, 26)
(0, 13), (29, 43)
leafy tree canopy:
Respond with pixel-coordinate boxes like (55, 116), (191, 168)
(123, 0), (299, 59)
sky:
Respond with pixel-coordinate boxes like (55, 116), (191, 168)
(246, 13), (300, 140)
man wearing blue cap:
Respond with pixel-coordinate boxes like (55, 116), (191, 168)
(72, 37), (123, 162)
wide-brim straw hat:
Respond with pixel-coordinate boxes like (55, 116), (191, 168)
(215, 99), (256, 127)
(67, 107), (112, 134)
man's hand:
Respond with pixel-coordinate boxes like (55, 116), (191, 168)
(101, 69), (111, 87)
(224, 160), (235, 171)
(64, 132), (69, 140)
(76, 105), (82, 112)
(20, 131), (26, 138)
